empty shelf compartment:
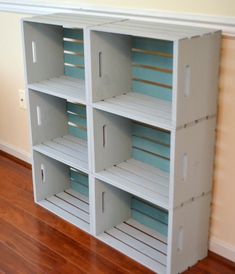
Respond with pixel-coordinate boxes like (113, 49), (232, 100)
(33, 151), (90, 232)
(95, 180), (168, 273)
(90, 33), (173, 129)
(24, 24), (86, 102)
(93, 109), (170, 209)
(30, 91), (88, 172)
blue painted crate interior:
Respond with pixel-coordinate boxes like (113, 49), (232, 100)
(131, 121), (170, 172)
(70, 167), (89, 197)
(131, 37), (173, 101)
(131, 196), (168, 236)
(67, 102), (87, 140)
(63, 28), (85, 80)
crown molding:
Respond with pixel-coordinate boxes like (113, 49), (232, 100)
(0, 1), (235, 36)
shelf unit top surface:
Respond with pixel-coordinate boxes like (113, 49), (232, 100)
(23, 13), (124, 28)
(93, 92), (172, 131)
(95, 159), (169, 210)
(28, 76), (86, 104)
(90, 19), (219, 41)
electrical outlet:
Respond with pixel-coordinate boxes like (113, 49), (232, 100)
(19, 89), (26, 109)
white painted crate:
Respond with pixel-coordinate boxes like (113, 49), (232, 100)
(88, 21), (221, 129)
(32, 151), (90, 233)
(29, 90), (89, 173)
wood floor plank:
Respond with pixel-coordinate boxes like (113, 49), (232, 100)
(0, 197), (137, 274)
(0, 154), (32, 193)
(0, 156), (154, 274)
(0, 242), (43, 274)
(0, 219), (86, 274)
(195, 257), (235, 274)
(0, 153), (235, 274)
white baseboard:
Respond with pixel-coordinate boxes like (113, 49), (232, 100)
(209, 237), (235, 262)
(0, 140), (31, 164)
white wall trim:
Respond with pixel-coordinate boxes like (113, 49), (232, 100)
(0, 140), (31, 164)
(0, 1), (235, 36)
(209, 237), (235, 262)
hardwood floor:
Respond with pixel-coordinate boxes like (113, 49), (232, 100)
(0, 152), (234, 274)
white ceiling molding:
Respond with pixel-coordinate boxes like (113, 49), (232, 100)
(0, 1), (235, 36)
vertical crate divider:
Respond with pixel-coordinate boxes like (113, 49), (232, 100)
(22, 13), (221, 274)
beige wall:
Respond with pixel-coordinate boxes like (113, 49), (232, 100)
(0, 12), (32, 155)
(7, 0), (235, 16)
(211, 37), (235, 246)
(0, 7), (234, 259)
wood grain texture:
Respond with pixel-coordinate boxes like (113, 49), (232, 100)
(0, 153), (235, 274)
(211, 36), (235, 247)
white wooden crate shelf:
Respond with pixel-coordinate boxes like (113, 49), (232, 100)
(99, 218), (167, 274)
(93, 92), (172, 131)
(28, 76), (86, 103)
(95, 159), (169, 209)
(23, 13), (221, 274)
(33, 135), (88, 173)
(40, 188), (90, 232)
(94, 179), (168, 273)
(33, 151), (90, 233)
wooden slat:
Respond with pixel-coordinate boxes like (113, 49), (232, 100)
(68, 121), (87, 131)
(28, 76), (85, 103)
(132, 48), (173, 58)
(127, 159), (169, 178)
(64, 63), (84, 69)
(53, 137), (87, 154)
(108, 165), (168, 197)
(99, 232), (166, 274)
(46, 195), (89, 223)
(23, 13), (121, 28)
(132, 63), (172, 73)
(132, 78), (172, 89)
(116, 222), (167, 253)
(91, 19), (215, 41)
(126, 218), (168, 244)
(33, 138), (88, 173)
(93, 92), (172, 131)
(63, 37), (83, 43)
(118, 161), (169, 187)
(107, 227), (167, 265)
(40, 199), (90, 232)
(63, 134), (87, 146)
(95, 164), (169, 210)
(65, 188), (89, 204)
(44, 140), (87, 162)
(56, 191), (89, 213)
(64, 50), (84, 56)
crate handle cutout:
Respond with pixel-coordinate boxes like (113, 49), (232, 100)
(177, 226), (183, 252)
(182, 153), (188, 182)
(102, 125), (106, 147)
(101, 191), (105, 213)
(36, 106), (42, 126)
(98, 51), (102, 78)
(183, 64), (190, 97)
(32, 41), (37, 63)
(40, 164), (45, 183)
